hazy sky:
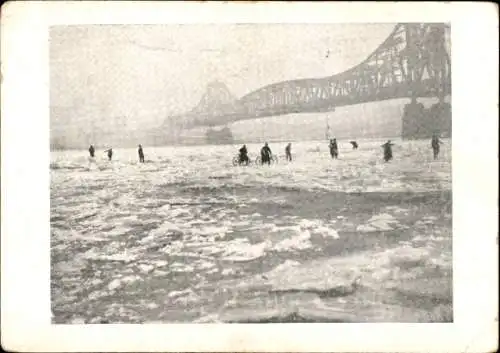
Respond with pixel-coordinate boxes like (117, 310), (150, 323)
(50, 23), (396, 131)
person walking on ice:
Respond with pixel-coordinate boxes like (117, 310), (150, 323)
(138, 144), (145, 163)
(260, 142), (272, 166)
(285, 143), (292, 162)
(381, 140), (394, 162)
(104, 148), (113, 161)
(329, 138), (338, 159)
(431, 133), (443, 160)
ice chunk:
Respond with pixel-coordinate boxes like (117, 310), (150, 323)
(273, 231), (312, 252)
(138, 264), (155, 273)
(223, 240), (270, 262)
(108, 279), (121, 291)
(356, 224), (378, 232)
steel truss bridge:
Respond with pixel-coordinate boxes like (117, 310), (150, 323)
(192, 23), (451, 126)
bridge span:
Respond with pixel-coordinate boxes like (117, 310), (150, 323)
(178, 23), (451, 140)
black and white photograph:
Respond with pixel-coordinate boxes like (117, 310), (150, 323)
(49, 22), (453, 324)
(1, 2), (498, 352)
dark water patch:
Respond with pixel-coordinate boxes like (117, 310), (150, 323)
(57, 188), (94, 199)
(104, 222), (166, 245)
(143, 241), (175, 253)
(208, 175), (233, 180)
(82, 183), (107, 192)
(50, 163), (84, 171)
(154, 181), (193, 190)
(394, 289), (452, 308)
(270, 283), (359, 299)
(358, 190), (452, 212)
(73, 212), (98, 222)
(272, 185), (304, 193)
(178, 184), (253, 195)
(50, 199), (83, 208)
(51, 245), (73, 264)
(51, 238), (97, 258)
(391, 256), (428, 270)
(323, 229), (414, 257)
(143, 202), (168, 209)
(235, 189), (452, 222)
(50, 215), (66, 222)
(225, 311), (351, 323)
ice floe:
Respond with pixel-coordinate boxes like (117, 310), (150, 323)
(137, 264), (155, 273)
(82, 248), (139, 263)
(311, 226), (340, 239)
(107, 275), (141, 291)
(222, 239), (271, 262)
(167, 288), (201, 305)
(272, 231), (312, 252)
(356, 213), (401, 232)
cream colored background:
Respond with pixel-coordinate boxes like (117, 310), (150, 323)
(1, 2), (498, 352)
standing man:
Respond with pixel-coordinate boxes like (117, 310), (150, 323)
(381, 140), (394, 162)
(261, 142), (272, 166)
(105, 148), (113, 161)
(431, 133), (443, 160)
(88, 145), (95, 158)
(329, 138), (338, 159)
(138, 144), (145, 163)
(285, 143), (292, 162)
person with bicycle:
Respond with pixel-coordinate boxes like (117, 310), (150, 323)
(239, 144), (250, 165)
(261, 142), (272, 165)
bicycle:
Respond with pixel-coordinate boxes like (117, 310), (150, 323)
(232, 154), (252, 166)
(255, 154), (279, 165)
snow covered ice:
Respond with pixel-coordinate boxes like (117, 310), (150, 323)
(51, 138), (452, 323)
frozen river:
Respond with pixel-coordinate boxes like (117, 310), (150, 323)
(50, 138), (452, 323)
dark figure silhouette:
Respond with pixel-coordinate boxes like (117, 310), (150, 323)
(88, 145), (95, 158)
(261, 142), (272, 165)
(239, 144), (249, 165)
(285, 143), (292, 162)
(106, 148), (113, 161)
(138, 144), (145, 163)
(329, 138), (338, 159)
(431, 134), (443, 160)
(350, 141), (358, 150)
(381, 140), (394, 162)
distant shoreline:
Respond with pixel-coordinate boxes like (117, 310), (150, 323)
(49, 135), (448, 152)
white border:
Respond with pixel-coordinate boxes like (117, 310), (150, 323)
(1, 2), (498, 352)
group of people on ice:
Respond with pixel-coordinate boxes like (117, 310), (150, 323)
(329, 137), (396, 162)
(88, 144), (145, 163)
(238, 141), (293, 166)
(237, 138), (355, 166)
(88, 134), (443, 165)
(236, 133), (443, 166)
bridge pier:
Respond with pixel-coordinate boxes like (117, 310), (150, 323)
(402, 98), (451, 140)
(429, 101), (451, 138)
(402, 98), (426, 140)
